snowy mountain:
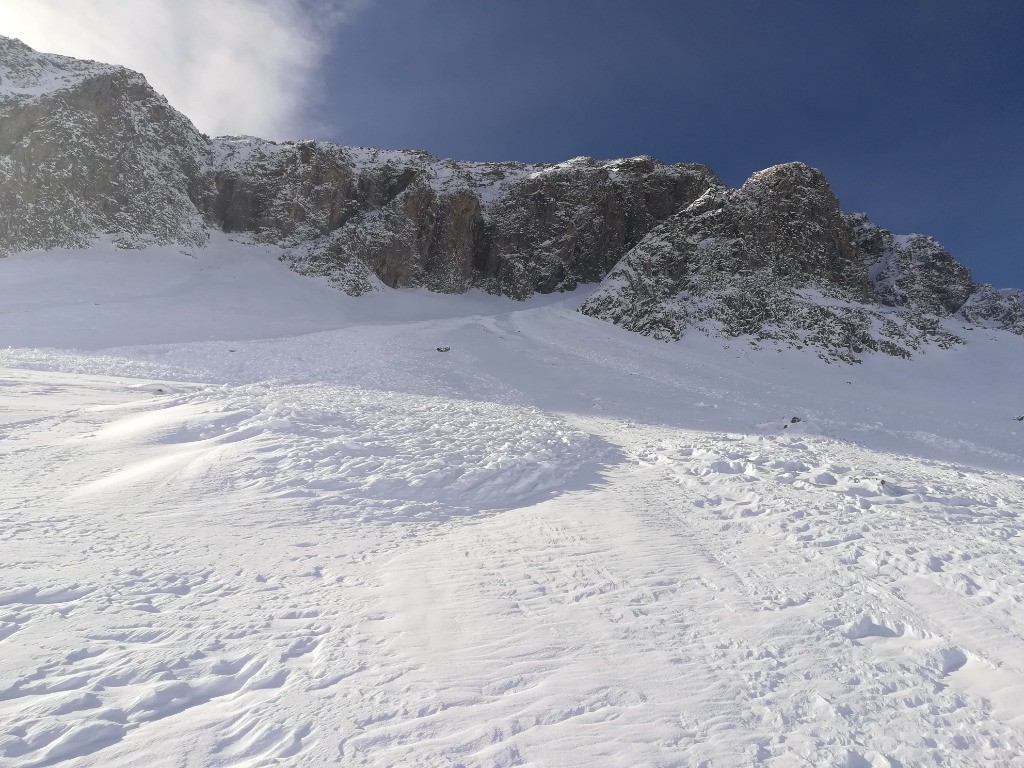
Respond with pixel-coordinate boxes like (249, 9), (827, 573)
(0, 37), (210, 253)
(0, 36), (718, 298)
(211, 141), (720, 298)
(0, 34), (1021, 359)
(4, 36), (1024, 768)
(580, 163), (1023, 361)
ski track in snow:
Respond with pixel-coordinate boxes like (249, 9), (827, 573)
(3, 251), (1024, 766)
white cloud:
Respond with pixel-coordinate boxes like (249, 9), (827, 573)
(0, 0), (364, 139)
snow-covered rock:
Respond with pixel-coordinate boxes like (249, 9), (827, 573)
(0, 37), (211, 254)
(957, 284), (1024, 333)
(209, 139), (722, 297)
(582, 163), (951, 361)
(849, 213), (975, 316)
(209, 140), (720, 299)
(581, 163), (1021, 361)
(0, 36), (719, 300)
(0, 36), (1020, 360)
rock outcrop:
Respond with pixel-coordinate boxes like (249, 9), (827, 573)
(0, 37), (210, 254)
(0, 36), (719, 299)
(850, 214), (975, 316)
(580, 163), (1018, 362)
(1, 36), (1020, 361)
(959, 286), (1024, 334)
(847, 214), (1023, 334)
(210, 140), (722, 297)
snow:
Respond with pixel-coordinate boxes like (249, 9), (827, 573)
(2, 240), (1024, 766)
(0, 37), (120, 101)
(209, 136), (290, 168)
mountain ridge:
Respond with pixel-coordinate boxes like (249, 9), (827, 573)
(1, 35), (1020, 361)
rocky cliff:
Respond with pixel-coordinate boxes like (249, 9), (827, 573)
(580, 163), (1023, 361)
(1, 36), (1020, 361)
(0, 37), (210, 254)
(210, 139), (721, 297)
(0, 36), (719, 299)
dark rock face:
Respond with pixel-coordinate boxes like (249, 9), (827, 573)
(580, 163), (974, 362)
(0, 37), (720, 300)
(474, 156), (722, 298)
(849, 214), (975, 315)
(581, 163), (872, 329)
(1, 36), (1021, 360)
(210, 142), (722, 298)
(0, 37), (210, 254)
(726, 163), (874, 300)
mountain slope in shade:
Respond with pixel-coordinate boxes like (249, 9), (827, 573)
(210, 138), (722, 297)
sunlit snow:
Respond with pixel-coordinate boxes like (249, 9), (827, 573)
(2, 237), (1024, 767)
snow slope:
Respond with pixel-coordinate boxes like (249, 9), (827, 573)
(2, 241), (1024, 767)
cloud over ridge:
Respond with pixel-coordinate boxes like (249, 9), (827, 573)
(0, 0), (363, 139)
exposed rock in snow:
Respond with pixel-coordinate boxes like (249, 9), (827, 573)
(957, 284), (1024, 334)
(581, 163), (1021, 361)
(849, 213), (975, 316)
(581, 163), (961, 361)
(0, 36), (718, 300)
(0, 35), (1020, 360)
(0, 37), (211, 255)
(209, 139), (721, 297)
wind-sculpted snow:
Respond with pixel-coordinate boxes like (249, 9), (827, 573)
(72, 379), (611, 521)
(0, 369), (610, 765)
(4, 238), (1024, 764)
(3, 355), (1024, 766)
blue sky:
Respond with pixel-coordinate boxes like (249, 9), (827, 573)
(317, 1), (1023, 288)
